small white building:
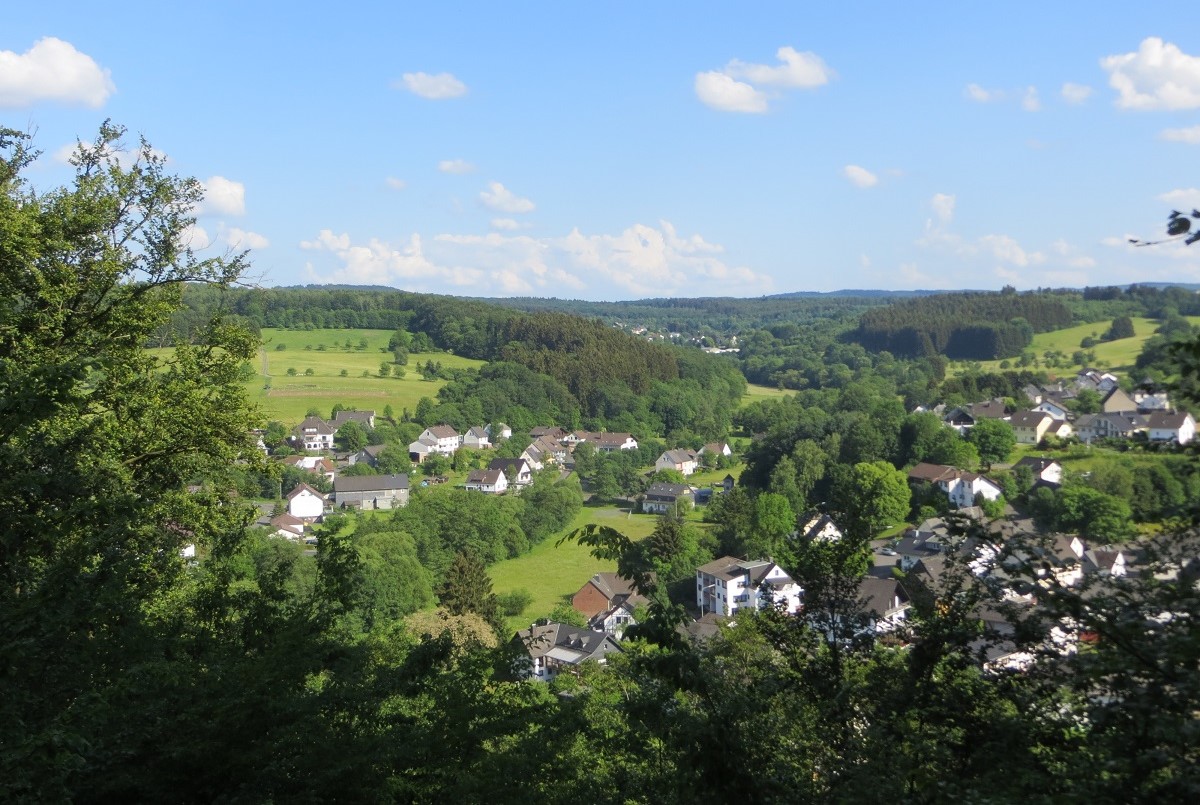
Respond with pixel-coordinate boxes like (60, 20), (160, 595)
(695, 557), (803, 618)
(1147, 411), (1196, 444)
(287, 482), (325, 520)
(462, 426), (491, 449)
(465, 468), (508, 494)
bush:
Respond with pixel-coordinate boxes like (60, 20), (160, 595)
(275, 343), (286, 351)
(304, 368), (315, 376)
(286, 367), (297, 376)
(498, 589), (534, 617)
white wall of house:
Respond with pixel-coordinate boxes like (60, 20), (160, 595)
(288, 488), (324, 519)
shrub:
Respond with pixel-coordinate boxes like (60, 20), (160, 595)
(498, 589), (534, 617)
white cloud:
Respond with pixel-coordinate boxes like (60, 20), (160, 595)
(1159, 188), (1200, 209)
(1061, 82), (1093, 104)
(385, 177), (406, 190)
(221, 227), (269, 250)
(479, 182), (534, 213)
(396, 71), (467, 99)
(1102, 37), (1200, 110)
(723, 46), (833, 89)
(200, 176), (246, 216)
(694, 71), (768, 113)
(303, 220), (772, 298)
(180, 224), (211, 250)
(0, 37), (114, 108)
(1022, 86), (1041, 112)
(1162, 125), (1200, 144)
(695, 45), (832, 112)
(438, 158), (475, 174)
(931, 193), (956, 225)
(491, 218), (522, 230)
(980, 234), (1043, 267)
(965, 83), (1001, 102)
(842, 165), (878, 188)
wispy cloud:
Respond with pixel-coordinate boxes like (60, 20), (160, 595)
(842, 165), (878, 188)
(438, 158), (475, 174)
(396, 71), (467, 99)
(479, 182), (534, 214)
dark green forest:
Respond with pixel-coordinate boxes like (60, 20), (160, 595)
(4, 125), (1199, 803)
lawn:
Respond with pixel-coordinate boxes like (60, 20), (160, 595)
(489, 504), (661, 632)
(246, 328), (486, 423)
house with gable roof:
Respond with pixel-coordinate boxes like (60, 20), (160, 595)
(1147, 411), (1196, 444)
(571, 572), (651, 634)
(465, 468), (508, 494)
(695, 556), (803, 618)
(488, 457), (533, 487)
(293, 415), (336, 451)
(907, 462), (1002, 508)
(642, 482), (693, 514)
(286, 482), (325, 520)
(419, 424), (461, 454)
(512, 622), (623, 681)
(655, 448), (699, 476)
(332, 409), (375, 429)
(1010, 410), (1053, 445)
(462, 426), (491, 449)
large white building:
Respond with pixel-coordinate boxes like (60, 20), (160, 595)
(695, 557), (803, 618)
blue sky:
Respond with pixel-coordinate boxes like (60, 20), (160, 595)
(4, 3), (1199, 300)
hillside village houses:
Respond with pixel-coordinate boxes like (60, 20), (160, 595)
(464, 468), (508, 495)
(937, 368), (1194, 446)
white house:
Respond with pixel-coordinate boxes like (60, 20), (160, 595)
(488, 457), (533, 487)
(462, 426), (491, 449)
(1147, 411), (1196, 444)
(286, 482), (325, 520)
(1032, 399), (1070, 421)
(332, 409), (375, 430)
(643, 483), (693, 515)
(293, 415), (335, 451)
(699, 441), (733, 458)
(465, 468), (508, 494)
(907, 463), (1003, 509)
(573, 431), (638, 453)
(695, 557), (803, 618)
(419, 424), (461, 454)
(655, 448), (699, 476)
(1013, 457), (1063, 487)
(485, 422), (512, 441)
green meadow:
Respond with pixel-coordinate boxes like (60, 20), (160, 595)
(246, 328), (486, 423)
(953, 316), (1200, 377)
(489, 505), (663, 632)
(741, 382), (795, 406)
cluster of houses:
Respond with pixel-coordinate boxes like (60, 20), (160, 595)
(932, 369), (1195, 446)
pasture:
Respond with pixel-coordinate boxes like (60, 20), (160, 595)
(247, 328), (485, 423)
(953, 316), (1200, 377)
(489, 505), (662, 632)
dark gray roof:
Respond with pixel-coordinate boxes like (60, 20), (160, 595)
(333, 473), (410, 493)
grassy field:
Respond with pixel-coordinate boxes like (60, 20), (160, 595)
(489, 504), (662, 632)
(246, 328), (486, 423)
(952, 316), (1200, 377)
(741, 382), (794, 406)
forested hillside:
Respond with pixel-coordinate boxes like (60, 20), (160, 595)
(848, 290), (1074, 359)
(177, 285), (745, 438)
